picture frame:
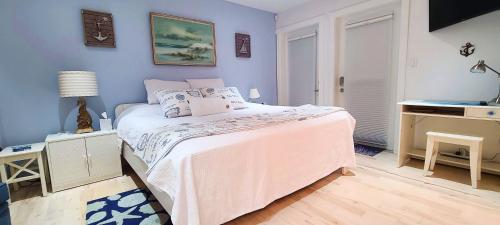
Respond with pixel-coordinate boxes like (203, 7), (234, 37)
(150, 12), (217, 66)
(81, 9), (116, 48)
(235, 33), (251, 58)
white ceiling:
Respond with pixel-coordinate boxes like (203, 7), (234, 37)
(225, 0), (314, 13)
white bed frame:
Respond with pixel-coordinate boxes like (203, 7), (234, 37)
(122, 143), (174, 214)
(115, 103), (348, 218)
(116, 103), (174, 214)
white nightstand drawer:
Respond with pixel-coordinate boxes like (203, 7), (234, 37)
(466, 107), (500, 120)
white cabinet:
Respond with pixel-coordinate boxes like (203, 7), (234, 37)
(46, 131), (122, 192)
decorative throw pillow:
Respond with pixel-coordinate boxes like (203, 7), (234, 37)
(186, 78), (225, 88)
(200, 87), (247, 109)
(155, 89), (202, 118)
(144, 79), (190, 104)
(188, 98), (233, 117)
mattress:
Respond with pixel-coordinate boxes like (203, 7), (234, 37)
(116, 103), (356, 225)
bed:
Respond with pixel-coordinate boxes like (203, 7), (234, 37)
(115, 103), (356, 225)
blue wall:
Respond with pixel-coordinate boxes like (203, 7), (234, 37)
(0, 118), (4, 148)
(0, 0), (277, 146)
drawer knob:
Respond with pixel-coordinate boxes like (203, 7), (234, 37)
(487, 111), (495, 116)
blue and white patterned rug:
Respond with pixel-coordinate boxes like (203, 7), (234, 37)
(354, 144), (385, 157)
(86, 189), (173, 225)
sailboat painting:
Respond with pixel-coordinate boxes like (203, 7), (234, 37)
(150, 12), (216, 66)
(235, 33), (251, 58)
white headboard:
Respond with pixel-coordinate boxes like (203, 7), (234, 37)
(115, 103), (146, 118)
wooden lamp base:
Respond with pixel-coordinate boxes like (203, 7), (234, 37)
(76, 97), (94, 134)
(76, 127), (94, 134)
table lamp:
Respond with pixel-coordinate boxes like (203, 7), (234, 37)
(58, 71), (99, 134)
(470, 60), (500, 106)
(249, 88), (261, 103)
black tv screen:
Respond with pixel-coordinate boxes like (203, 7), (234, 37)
(429, 0), (500, 31)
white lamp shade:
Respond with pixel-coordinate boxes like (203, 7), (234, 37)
(58, 71), (99, 97)
(249, 88), (261, 99)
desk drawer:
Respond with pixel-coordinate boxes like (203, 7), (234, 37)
(466, 107), (500, 119)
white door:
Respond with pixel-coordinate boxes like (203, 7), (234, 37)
(288, 33), (318, 106)
(343, 15), (394, 148)
(85, 134), (122, 181)
(47, 138), (90, 190)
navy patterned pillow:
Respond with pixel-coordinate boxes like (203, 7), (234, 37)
(155, 89), (202, 118)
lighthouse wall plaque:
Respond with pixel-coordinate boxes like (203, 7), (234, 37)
(235, 33), (251, 58)
(82, 9), (116, 48)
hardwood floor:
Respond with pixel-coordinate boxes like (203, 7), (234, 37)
(9, 171), (144, 225)
(357, 151), (500, 204)
(9, 156), (500, 225)
(229, 166), (500, 225)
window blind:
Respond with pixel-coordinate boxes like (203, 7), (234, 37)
(344, 17), (393, 148)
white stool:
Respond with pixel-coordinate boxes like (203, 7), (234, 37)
(424, 132), (483, 189)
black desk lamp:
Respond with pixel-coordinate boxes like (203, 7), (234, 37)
(470, 60), (500, 106)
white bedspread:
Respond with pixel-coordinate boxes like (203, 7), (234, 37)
(116, 103), (356, 225)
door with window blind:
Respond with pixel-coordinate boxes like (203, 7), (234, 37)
(343, 15), (394, 148)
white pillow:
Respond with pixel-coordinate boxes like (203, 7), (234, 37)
(200, 87), (247, 109)
(188, 98), (233, 117)
(186, 78), (225, 89)
(144, 79), (190, 104)
(155, 89), (202, 118)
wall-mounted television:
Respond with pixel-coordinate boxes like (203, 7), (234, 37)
(429, 0), (500, 32)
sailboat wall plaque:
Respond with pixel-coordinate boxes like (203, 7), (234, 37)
(82, 9), (116, 48)
(235, 33), (251, 58)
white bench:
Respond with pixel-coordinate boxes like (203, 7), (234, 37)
(424, 132), (484, 189)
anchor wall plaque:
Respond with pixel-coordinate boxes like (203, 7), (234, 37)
(235, 33), (251, 58)
(460, 42), (475, 57)
(82, 9), (116, 48)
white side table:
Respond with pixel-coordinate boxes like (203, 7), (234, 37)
(0, 143), (48, 200)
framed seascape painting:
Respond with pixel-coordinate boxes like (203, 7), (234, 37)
(150, 12), (216, 66)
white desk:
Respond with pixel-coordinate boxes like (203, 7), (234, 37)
(398, 100), (500, 174)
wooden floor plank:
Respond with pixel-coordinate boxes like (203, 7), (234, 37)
(9, 156), (500, 225)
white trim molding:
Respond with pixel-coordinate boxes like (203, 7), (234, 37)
(276, 32), (289, 105)
(276, 14), (335, 106)
(276, 0), (410, 149)
(276, 0), (409, 107)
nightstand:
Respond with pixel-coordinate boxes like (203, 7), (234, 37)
(45, 131), (122, 192)
(0, 143), (47, 199)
